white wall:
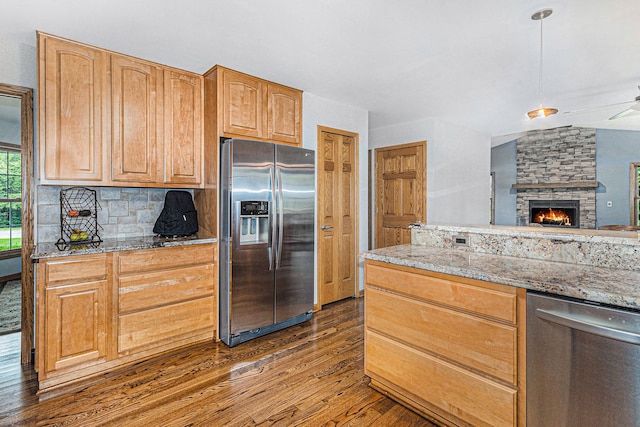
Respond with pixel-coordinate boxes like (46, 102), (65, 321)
(0, 36), (37, 89)
(302, 92), (369, 294)
(370, 118), (491, 233)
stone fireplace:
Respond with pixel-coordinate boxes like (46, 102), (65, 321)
(513, 127), (597, 229)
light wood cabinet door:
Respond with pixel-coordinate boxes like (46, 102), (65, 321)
(164, 70), (203, 185)
(39, 35), (108, 183)
(44, 280), (108, 373)
(267, 83), (301, 145)
(37, 253), (110, 377)
(222, 68), (264, 138)
(111, 56), (163, 184)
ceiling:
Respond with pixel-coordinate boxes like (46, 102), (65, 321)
(2, 0), (640, 143)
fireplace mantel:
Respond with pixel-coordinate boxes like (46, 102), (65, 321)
(511, 180), (599, 191)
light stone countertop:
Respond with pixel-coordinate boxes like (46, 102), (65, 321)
(361, 244), (640, 311)
(32, 234), (218, 260)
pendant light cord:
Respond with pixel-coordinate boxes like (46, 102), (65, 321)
(538, 11), (544, 107)
(527, 9), (557, 119)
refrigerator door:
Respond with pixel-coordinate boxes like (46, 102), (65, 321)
(228, 140), (276, 335)
(274, 144), (315, 322)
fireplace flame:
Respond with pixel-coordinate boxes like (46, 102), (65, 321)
(534, 208), (572, 226)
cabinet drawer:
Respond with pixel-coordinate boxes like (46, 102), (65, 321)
(118, 296), (214, 353)
(366, 262), (516, 323)
(44, 254), (108, 284)
(366, 330), (516, 427)
(117, 244), (214, 274)
(366, 287), (516, 384)
(119, 264), (214, 313)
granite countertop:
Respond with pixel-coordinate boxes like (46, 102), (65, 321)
(32, 234), (218, 260)
(361, 244), (640, 311)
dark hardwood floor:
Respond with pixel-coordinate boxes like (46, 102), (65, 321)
(0, 298), (436, 426)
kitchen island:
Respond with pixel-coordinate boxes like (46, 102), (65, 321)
(360, 224), (640, 427)
(32, 235), (218, 391)
(362, 240), (640, 310)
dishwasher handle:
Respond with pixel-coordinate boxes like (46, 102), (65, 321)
(536, 308), (640, 346)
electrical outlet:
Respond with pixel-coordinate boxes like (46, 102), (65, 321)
(452, 235), (469, 247)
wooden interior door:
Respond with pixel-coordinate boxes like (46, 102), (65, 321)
(318, 127), (357, 306)
(375, 141), (426, 248)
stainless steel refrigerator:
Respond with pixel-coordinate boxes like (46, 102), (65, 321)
(219, 138), (315, 347)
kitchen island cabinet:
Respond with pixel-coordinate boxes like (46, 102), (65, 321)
(364, 259), (526, 427)
(362, 224), (640, 426)
(34, 240), (217, 391)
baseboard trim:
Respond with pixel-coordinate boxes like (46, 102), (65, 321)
(0, 272), (21, 282)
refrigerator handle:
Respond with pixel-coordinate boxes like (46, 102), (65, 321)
(276, 168), (284, 269)
(233, 201), (241, 252)
(269, 166), (276, 271)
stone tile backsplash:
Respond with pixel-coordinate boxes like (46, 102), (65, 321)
(36, 186), (191, 243)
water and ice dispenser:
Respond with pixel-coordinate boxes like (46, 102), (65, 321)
(239, 201), (269, 244)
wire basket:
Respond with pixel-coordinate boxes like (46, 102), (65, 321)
(56, 187), (102, 248)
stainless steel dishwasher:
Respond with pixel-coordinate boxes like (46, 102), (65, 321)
(527, 292), (640, 427)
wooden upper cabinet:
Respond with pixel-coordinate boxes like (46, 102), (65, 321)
(267, 83), (302, 144)
(222, 69), (264, 138)
(217, 67), (302, 145)
(37, 32), (204, 188)
(111, 56), (163, 184)
(164, 70), (203, 185)
(39, 35), (109, 183)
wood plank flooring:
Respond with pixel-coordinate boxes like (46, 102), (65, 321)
(0, 298), (436, 426)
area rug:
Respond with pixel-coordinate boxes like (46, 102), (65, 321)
(0, 279), (21, 335)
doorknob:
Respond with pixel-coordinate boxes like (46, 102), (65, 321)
(321, 225), (333, 231)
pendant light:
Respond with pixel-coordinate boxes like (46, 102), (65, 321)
(527, 8), (558, 119)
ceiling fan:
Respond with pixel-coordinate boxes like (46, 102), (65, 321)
(609, 89), (640, 120)
(563, 86), (640, 120)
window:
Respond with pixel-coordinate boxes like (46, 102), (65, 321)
(632, 162), (640, 226)
(0, 142), (21, 256)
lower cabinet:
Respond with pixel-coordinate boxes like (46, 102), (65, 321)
(35, 243), (217, 391)
(364, 260), (526, 427)
(115, 244), (217, 355)
(37, 254), (110, 376)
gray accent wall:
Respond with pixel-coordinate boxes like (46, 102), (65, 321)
(595, 129), (640, 228)
(36, 186), (186, 243)
(492, 128), (640, 228)
(491, 140), (517, 225)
